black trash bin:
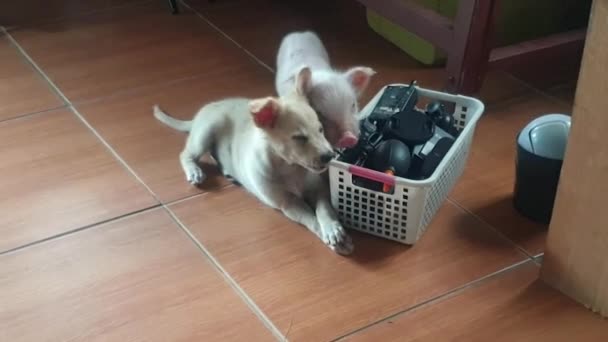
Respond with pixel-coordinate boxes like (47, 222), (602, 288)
(514, 114), (571, 224)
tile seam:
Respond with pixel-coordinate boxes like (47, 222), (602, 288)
(331, 259), (536, 341)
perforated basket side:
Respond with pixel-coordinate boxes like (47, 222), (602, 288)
(417, 102), (479, 239)
(418, 128), (474, 239)
(329, 162), (424, 244)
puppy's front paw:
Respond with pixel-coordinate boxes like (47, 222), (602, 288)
(185, 166), (206, 185)
(321, 221), (354, 256)
(329, 234), (354, 256)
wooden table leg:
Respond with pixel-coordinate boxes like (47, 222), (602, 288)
(446, 0), (498, 94)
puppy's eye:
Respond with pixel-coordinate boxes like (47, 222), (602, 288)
(319, 127), (324, 133)
(292, 134), (308, 143)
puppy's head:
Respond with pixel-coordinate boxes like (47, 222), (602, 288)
(305, 66), (376, 149)
(249, 67), (335, 172)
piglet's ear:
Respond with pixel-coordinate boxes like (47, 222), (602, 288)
(295, 66), (312, 96)
(249, 97), (280, 129)
(344, 66), (376, 97)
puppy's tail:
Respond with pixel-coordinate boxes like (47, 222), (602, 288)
(153, 105), (192, 132)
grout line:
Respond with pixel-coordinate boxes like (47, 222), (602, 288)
(447, 198), (538, 261)
(533, 252), (544, 265)
(0, 185), (231, 257)
(3, 27), (67, 102)
(0, 204), (162, 257)
(483, 91), (537, 112)
(331, 258), (535, 341)
(163, 183), (235, 206)
(163, 207), (287, 342)
(501, 72), (575, 109)
(3, 28), (162, 203)
(180, 0), (275, 74)
(163, 191), (209, 206)
(0, 105), (68, 125)
(70, 71), (217, 107)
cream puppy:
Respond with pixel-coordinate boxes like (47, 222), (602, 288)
(154, 67), (354, 255)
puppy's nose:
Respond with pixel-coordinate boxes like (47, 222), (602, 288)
(320, 152), (336, 164)
(337, 131), (358, 148)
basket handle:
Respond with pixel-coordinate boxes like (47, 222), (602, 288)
(348, 165), (396, 186)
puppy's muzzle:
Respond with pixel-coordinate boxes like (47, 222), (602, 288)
(319, 151), (336, 165)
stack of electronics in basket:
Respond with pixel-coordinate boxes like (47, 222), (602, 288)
(339, 81), (459, 192)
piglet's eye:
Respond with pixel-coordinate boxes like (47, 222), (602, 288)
(351, 103), (356, 111)
(319, 127), (324, 133)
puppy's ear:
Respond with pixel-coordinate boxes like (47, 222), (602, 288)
(344, 66), (376, 96)
(295, 66), (312, 96)
(249, 97), (280, 129)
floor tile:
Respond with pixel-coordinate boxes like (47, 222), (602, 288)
(169, 185), (527, 341)
(76, 65), (275, 203)
(191, 0), (529, 105)
(10, 1), (255, 102)
(546, 82), (577, 106)
(508, 52), (582, 95)
(450, 94), (572, 255)
(0, 209), (274, 342)
(0, 0), (145, 29)
(345, 262), (608, 342)
(0, 109), (157, 253)
(0, 33), (63, 121)
(190, 0), (371, 70)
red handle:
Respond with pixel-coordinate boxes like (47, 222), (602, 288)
(348, 165), (396, 186)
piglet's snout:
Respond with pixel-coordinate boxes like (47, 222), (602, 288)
(336, 131), (358, 148)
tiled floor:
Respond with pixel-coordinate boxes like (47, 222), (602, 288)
(1, 1), (605, 341)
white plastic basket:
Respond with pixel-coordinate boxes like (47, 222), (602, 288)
(329, 84), (484, 244)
